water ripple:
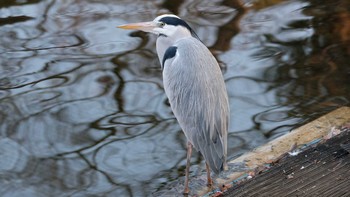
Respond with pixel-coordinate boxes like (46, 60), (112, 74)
(84, 41), (137, 55)
(25, 34), (84, 50)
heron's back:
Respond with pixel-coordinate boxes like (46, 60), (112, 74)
(162, 37), (229, 174)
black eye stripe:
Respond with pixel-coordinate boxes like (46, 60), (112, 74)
(158, 16), (202, 42)
(159, 17), (192, 31)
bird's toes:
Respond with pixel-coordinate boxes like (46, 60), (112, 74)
(182, 189), (190, 196)
(207, 178), (213, 188)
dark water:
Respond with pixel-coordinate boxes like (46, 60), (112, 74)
(0, 0), (349, 196)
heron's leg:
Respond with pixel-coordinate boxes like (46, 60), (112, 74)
(183, 141), (192, 195)
(206, 163), (213, 187)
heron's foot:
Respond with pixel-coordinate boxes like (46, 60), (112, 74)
(205, 163), (213, 188)
(183, 188), (190, 196)
(207, 177), (213, 187)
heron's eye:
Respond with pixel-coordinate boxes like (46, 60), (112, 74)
(158, 22), (166, 28)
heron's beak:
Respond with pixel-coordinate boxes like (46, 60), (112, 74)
(117, 21), (157, 32)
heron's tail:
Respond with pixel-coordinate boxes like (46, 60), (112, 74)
(203, 143), (226, 174)
(193, 129), (227, 174)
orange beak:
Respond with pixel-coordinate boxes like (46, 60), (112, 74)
(117, 21), (157, 32)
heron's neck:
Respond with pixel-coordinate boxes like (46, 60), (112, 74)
(156, 26), (192, 66)
(156, 36), (171, 64)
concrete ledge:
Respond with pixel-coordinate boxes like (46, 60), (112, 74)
(223, 124), (350, 196)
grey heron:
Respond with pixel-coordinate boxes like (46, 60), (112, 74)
(118, 14), (229, 194)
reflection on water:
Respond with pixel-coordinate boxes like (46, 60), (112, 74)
(0, 0), (349, 196)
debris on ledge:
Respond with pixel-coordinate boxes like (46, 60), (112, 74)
(222, 122), (350, 196)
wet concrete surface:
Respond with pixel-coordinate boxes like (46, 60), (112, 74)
(223, 124), (350, 197)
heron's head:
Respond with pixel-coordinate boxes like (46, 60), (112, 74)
(118, 14), (199, 39)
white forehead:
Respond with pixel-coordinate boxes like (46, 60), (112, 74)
(154, 14), (181, 22)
